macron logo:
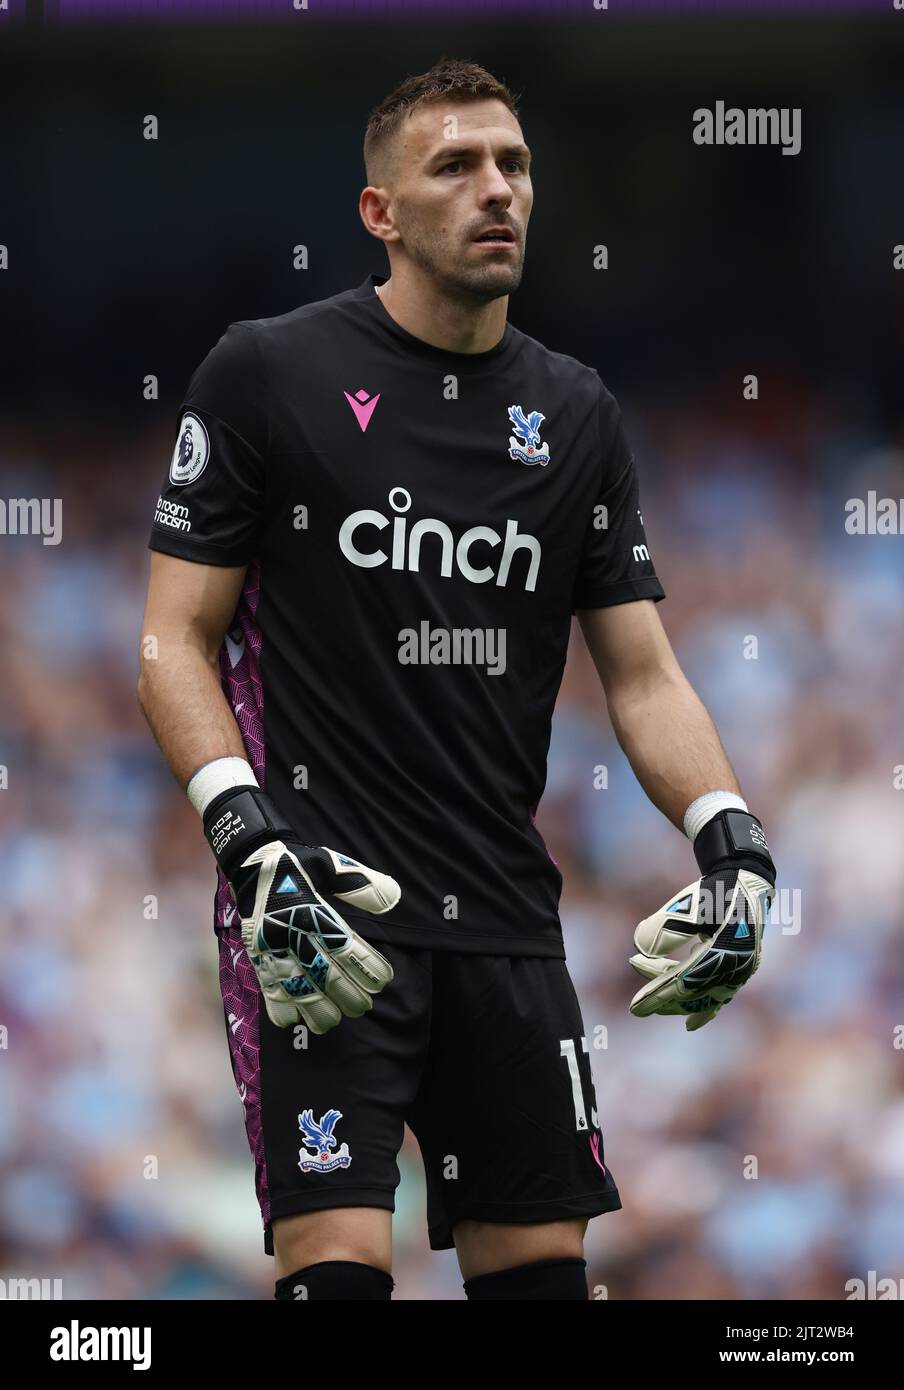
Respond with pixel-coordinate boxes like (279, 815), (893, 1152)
(344, 388), (381, 433)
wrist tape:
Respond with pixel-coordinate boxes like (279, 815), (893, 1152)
(202, 784), (294, 881)
(693, 809), (776, 886)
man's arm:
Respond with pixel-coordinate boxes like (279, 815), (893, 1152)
(576, 598), (741, 831)
(578, 598), (777, 1030)
(137, 550), (248, 788)
(136, 547), (399, 1032)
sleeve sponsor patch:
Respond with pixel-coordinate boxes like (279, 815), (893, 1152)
(169, 411), (211, 486)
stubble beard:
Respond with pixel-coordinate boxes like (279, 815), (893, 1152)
(405, 223), (524, 303)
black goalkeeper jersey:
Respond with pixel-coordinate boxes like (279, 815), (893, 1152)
(148, 272), (665, 957)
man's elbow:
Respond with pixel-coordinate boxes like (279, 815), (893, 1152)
(136, 664), (151, 721)
(605, 655), (685, 716)
(136, 633), (161, 719)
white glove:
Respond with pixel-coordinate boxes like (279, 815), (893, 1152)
(233, 838), (398, 1034)
(628, 807), (776, 1032)
(628, 866), (774, 1031)
(204, 784), (398, 1034)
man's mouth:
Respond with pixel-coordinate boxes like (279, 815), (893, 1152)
(472, 228), (516, 245)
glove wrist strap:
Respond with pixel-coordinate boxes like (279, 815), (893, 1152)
(693, 809), (776, 885)
(202, 784), (293, 881)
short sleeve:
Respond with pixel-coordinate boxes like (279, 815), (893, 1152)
(148, 322), (267, 566)
(571, 383), (666, 613)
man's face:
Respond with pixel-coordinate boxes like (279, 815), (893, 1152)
(387, 98), (533, 301)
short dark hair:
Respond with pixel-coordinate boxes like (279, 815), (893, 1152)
(364, 57), (520, 186)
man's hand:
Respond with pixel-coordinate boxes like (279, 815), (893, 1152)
(628, 809), (776, 1031)
(204, 785), (398, 1034)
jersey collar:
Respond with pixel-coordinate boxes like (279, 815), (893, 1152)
(354, 272), (518, 370)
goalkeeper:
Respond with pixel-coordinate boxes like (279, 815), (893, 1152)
(138, 56), (778, 1304)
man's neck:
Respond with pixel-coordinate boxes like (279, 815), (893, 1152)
(374, 270), (508, 355)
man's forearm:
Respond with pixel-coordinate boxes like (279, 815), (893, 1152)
(137, 639), (247, 791)
(606, 666), (741, 833)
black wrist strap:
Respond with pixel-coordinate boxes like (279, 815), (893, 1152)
(202, 784), (293, 881)
(693, 809), (776, 885)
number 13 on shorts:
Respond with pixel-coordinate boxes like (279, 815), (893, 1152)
(560, 1036), (600, 1131)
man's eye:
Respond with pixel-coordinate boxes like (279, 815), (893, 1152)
(440, 161), (462, 174)
(503, 159), (525, 173)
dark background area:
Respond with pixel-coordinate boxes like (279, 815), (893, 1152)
(3, 17), (903, 420)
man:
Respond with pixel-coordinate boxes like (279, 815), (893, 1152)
(138, 57), (775, 1302)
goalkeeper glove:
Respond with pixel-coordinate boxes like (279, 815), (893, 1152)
(628, 808), (776, 1031)
(204, 785), (398, 1034)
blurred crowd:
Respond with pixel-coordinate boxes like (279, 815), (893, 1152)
(1, 386), (903, 1300)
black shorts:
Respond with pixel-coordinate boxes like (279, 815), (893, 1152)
(217, 929), (622, 1253)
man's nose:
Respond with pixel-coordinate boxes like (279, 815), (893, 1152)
(476, 163), (514, 207)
